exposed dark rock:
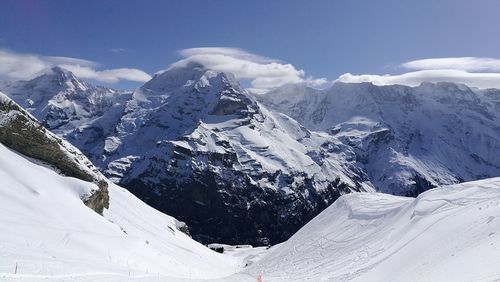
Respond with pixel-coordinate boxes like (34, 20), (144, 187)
(405, 174), (438, 197)
(176, 221), (191, 237)
(83, 180), (110, 215)
(0, 94), (109, 214)
(123, 152), (354, 246)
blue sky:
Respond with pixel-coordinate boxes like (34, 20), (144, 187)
(1, 0), (500, 90)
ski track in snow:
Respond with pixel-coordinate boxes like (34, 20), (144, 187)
(236, 178), (500, 282)
(0, 143), (249, 281)
(2, 157), (499, 282)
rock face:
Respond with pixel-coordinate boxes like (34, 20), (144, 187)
(257, 82), (500, 196)
(102, 63), (369, 245)
(0, 92), (109, 214)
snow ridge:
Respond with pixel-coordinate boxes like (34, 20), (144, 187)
(240, 177), (500, 282)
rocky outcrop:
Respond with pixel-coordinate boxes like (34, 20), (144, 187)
(175, 221), (191, 237)
(0, 92), (109, 214)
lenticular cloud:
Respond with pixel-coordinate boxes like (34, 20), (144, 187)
(172, 47), (329, 92)
(337, 56), (500, 89)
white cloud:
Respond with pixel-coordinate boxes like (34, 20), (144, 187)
(180, 47), (274, 63)
(337, 57), (500, 89)
(60, 64), (151, 83)
(173, 47), (330, 92)
(0, 49), (151, 83)
(402, 57), (500, 72)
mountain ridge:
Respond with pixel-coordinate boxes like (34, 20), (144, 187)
(257, 80), (500, 195)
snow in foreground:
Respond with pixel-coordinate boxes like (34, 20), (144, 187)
(232, 177), (500, 281)
(1, 136), (500, 282)
(0, 143), (243, 281)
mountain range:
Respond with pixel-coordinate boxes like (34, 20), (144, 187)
(1, 64), (499, 245)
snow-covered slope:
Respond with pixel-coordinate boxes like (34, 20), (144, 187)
(258, 82), (500, 196)
(0, 91), (243, 280)
(0, 142), (241, 281)
(0, 91), (110, 214)
(232, 177), (500, 282)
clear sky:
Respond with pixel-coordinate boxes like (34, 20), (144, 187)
(1, 0), (500, 90)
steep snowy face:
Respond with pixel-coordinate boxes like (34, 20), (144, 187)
(0, 142), (241, 281)
(92, 63), (371, 245)
(0, 67), (132, 161)
(257, 82), (500, 196)
(239, 177), (500, 282)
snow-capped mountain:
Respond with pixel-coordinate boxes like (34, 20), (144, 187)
(257, 82), (500, 196)
(1, 65), (371, 245)
(232, 177), (500, 282)
(102, 62), (370, 245)
(0, 66), (132, 160)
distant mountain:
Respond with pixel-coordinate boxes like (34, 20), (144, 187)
(0, 66), (132, 160)
(1, 65), (371, 245)
(257, 82), (500, 196)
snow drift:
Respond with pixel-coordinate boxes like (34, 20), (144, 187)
(235, 177), (500, 281)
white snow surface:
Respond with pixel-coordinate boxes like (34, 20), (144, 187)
(0, 143), (242, 281)
(229, 177), (500, 281)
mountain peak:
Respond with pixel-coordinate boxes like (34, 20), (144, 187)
(141, 61), (241, 94)
(25, 66), (89, 91)
(49, 65), (73, 76)
(45, 66), (79, 82)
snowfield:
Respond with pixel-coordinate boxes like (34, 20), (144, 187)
(0, 143), (243, 281)
(237, 177), (500, 282)
(2, 136), (499, 282)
